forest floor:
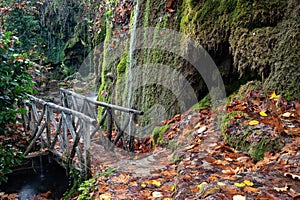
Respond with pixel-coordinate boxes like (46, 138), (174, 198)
(70, 91), (300, 200)
(1, 90), (299, 200)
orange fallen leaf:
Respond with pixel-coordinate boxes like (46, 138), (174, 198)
(244, 186), (260, 194)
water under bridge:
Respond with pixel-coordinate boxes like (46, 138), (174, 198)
(21, 88), (144, 177)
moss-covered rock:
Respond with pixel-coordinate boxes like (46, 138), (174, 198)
(180, 0), (300, 100)
(152, 124), (171, 146)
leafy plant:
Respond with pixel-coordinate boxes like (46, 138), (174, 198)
(0, 31), (34, 135)
(0, 145), (24, 184)
(0, 31), (33, 184)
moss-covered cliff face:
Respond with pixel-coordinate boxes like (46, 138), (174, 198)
(3, 0), (94, 76)
(96, 0), (192, 130)
(96, 0), (299, 131)
(180, 0), (300, 100)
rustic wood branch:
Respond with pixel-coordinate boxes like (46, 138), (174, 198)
(28, 94), (97, 125)
(60, 88), (144, 115)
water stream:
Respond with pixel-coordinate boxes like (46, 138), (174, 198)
(39, 156), (45, 181)
(123, 0), (140, 135)
(127, 0), (139, 108)
(0, 156), (70, 199)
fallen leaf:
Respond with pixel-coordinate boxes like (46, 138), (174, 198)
(233, 195), (246, 200)
(274, 184), (289, 192)
(171, 185), (175, 191)
(269, 92), (280, 100)
(152, 191), (163, 198)
(151, 180), (161, 187)
(243, 180), (254, 186)
(203, 186), (220, 197)
(197, 182), (208, 194)
(217, 182), (226, 186)
(296, 102), (300, 116)
(284, 128), (300, 136)
(234, 182), (246, 187)
(259, 111), (268, 117)
(185, 144), (196, 150)
(284, 172), (300, 181)
(197, 126), (207, 133)
(282, 112), (292, 118)
(100, 193), (111, 200)
(249, 120), (259, 125)
(243, 186), (260, 194)
(214, 159), (229, 165)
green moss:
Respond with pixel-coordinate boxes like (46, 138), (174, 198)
(218, 110), (245, 134)
(143, 0), (151, 28)
(192, 94), (211, 111)
(152, 124), (170, 146)
(219, 110), (282, 161)
(116, 52), (128, 77)
(235, 81), (263, 100)
(248, 135), (281, 161)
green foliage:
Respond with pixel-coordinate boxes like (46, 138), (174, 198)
(63, 167), (115, 199)
(0, 31), (34, 135)
(78, 177), (95, 200)
(0, 31), (32, 184)
(0, 145), (25, 184)
(77, 167), (114, 200)
(152, 124), (170, 146)
(4, 3), (45, 61)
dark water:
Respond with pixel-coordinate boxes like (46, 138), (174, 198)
(0, 156), (70, 200)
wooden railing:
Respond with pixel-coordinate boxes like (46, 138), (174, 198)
(60, 88), (143, 152)
(23, 95), (97, 176)
(22, 89), (143, 177)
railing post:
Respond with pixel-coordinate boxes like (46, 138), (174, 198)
(107, 108), (113, 141)
(84, 123), (91, 178)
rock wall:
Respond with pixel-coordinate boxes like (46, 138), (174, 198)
(180, 0), (300, 100)
(95, 0), (300, 130)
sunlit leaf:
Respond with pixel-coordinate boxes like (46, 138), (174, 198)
(151, 180), (161, 187)
(152, 191), (163, 198)
(269, 92), (280, 100)
(249, 120), (259, 125)
(282, 112), (292, 118)
(243, 180), (254, 186)
(99, 194), (111, 200)
(197, 182), (207, 193)
(203, 186), (220, 196)
(259, 111), (268, 117)
(217, 182), (226, 186)
(234, 182), (246, 187)
(171, 185), (176, 191)
(233, 195), (246, 200)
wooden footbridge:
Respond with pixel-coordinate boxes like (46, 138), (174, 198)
(22, 88), (143, 177)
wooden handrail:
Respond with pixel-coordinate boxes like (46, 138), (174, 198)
(60, 88), (144, 115)
(27, 94), (97, 125)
